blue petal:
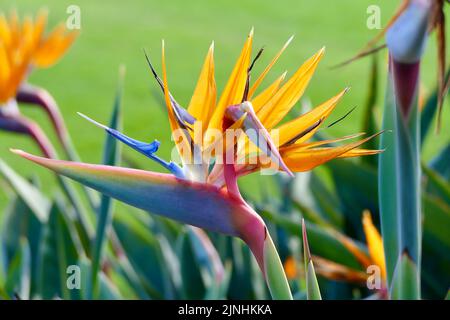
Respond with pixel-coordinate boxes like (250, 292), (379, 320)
(78, 113), (185, 178)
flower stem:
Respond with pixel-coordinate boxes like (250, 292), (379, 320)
(263, 232), (293, 300)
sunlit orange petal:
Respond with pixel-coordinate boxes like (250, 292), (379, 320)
(283, 133), (365, 152)
(248, 36), (293, 99)
(21, 16), (36, 53)
(277, 88), (348, 146)
(251, 71), (286, 113)
(312, 256), (368, 284)
(362, 210), (386, 280)
(280, 132), (381, 172)
(187, 42), (216, 131)
(0, 14), (11, 48)
(337, 148), (383, 158)
(284, 256), (299, 280)
(207, 29), (253, 135)
(256, 47), (325, 129)
(8, 10), (19, 48)
(33, 23), (77, 67)
(332, 230), (372, 269)
(161, 40), (192, 164)
(0, 43), (11, 89)
(32, 9), (48, 46)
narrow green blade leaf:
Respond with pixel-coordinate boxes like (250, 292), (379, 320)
(423, 165), (450, 205)
(302, 219), (322, 300)
(113, 210), (170, 298)
(178, 231), (205, 299)
(78, 256), (122, 299)
(90, 69), (124, 299)
(2, 195), (43, 296)
(327, 160), (378, 230)
(187, 227), (226, 299)
(429, 144), (450, 180)
(263, 232), (293, 300)
(379, 70), (421, 293)
(4, 238), (30, 299)
(421, 70), (449, 143)
(391, 252), (420, 300)
(38, 202), (83, 299)
(259, 208), (366, 270)
(0, 159), (50, 222)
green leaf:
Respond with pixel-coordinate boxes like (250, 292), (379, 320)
(421, 70), (449, 144)
(90, 70), (123, 299)
(424, 194), (450, 250)
(78, 256), (122, 299)
(226, 237), (254, 299)
(423, 164), (450, 206)
(250, 254), (267, 300)
(326, 160), (378, 232)
(4, 238), (31, 299)
(302, 219), (321, 300)
(420, 89), (438, 144)
(37, 202), (83, 299)
(178, 231), (205, 299)
(2, 196), (43, 295)
(107, 247), (154, 299)
(429, 144), (450, 180)
(291, 198), (333, 229)
(97, 272), (122, 299)
(186, 227), (226, 299)
(259, 208), (366, 270)
(309, 172), (344, 228)
(107, 268), (139, 299)
(379, 71), (421, 293)
(263, 232), (293, 300)
(113, 210), (170, 298)
(422, 193), (450, 298)
(391, 252), (420, 300)
(0, 159), (50, 222)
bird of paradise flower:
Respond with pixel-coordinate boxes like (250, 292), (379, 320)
(12, 30), (381, 299)
(0, 9), (78, 158)
(285, 211), (388, 297)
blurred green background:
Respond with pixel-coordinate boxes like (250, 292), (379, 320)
(0, 0), (449, 212)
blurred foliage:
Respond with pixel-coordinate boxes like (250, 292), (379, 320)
(1, 0), (449, 212)
(0, 0), (449, 300)
(0, 53), (448, 300)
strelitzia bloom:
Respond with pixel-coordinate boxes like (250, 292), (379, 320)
(285, 211), (387, 292)
(0, 10), (78, 157)
(13, 31), (379, 299)
(332, 211), (386, 283)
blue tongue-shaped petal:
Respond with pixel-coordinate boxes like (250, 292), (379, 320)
(225, 102), (293, 177)
(78, 113), (185, 178)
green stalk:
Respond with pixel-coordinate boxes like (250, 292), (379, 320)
(380, 0), (432, 299)
(263, 232), (293, 300)
(379, 60), (421, 300)
(302, 219), (321, 300)
(17, 84), (99, 210)
(89, 68), (124, 299)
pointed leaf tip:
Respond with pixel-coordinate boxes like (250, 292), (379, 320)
(302, 218), (312, 262)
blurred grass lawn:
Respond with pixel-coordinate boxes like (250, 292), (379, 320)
(0, 0), (449, 211)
